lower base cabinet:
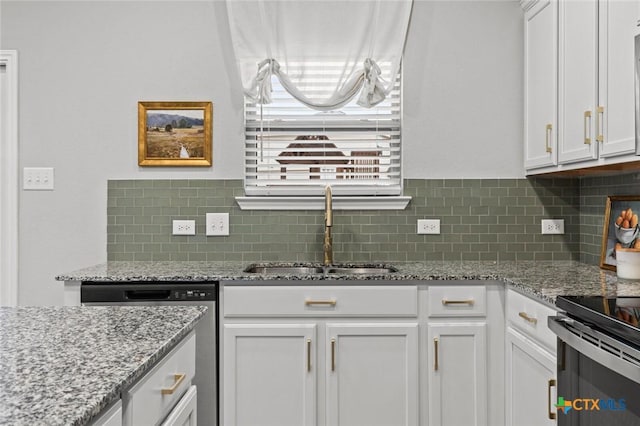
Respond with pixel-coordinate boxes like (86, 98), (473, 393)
(160, 385), (198, 426)
(123, 332), (197, 426)
(223, 322), (418, 426)
(92, 401), (123, 426)
(326, 324), (418, 426)
(427, 322), (488, 426)
(223, 324), (317, 426)
(505, 327), (557, 426)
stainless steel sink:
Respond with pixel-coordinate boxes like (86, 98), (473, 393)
(244, 264), (398, 275)
(243, 265), (324, 274)
(325, 266), (398, 274)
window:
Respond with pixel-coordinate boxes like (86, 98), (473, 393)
(243, 62), (402, 197)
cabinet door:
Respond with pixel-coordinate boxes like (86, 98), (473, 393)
(558, 0), (598, 164)
(93, 400), (123, 426)
(524, 0), (558, 170)
(598, 0), (637, 157)
(505, 327), (557, 426)
(427, 322), (487, 426)
(223, 324), (316, 426)
(161, 385), (197, 426)
(326, 323), (418, 426)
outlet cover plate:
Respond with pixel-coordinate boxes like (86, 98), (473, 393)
(541, 219), (565, 235)
(206, 213), (229, 236)
(417, 219), (440, 235)
(172, 220), (196, 235)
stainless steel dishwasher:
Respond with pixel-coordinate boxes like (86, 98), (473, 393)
(81, 281), (218, 426)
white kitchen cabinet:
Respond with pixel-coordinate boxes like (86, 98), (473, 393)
(325, 323), (418, 426)
(525, 0), (638, 175)
(91, 401), (122, 426)
(223, 324), (317, 426)
(426, 285), (490, 426)
(557, 0), (598, 164)
(524, 0), (558, 170)
(505, 327), (557, 426)
(505, 289), (558, 426)
(427, 322), (487, 426)
(161, 385), (197, 426)
(123, 332), (197, 426)
(220, 284), (419, 426)
(597, 0), (637, 158)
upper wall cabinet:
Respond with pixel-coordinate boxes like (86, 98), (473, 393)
(524, 0), (558, 170)
(523, 0), (639, 176)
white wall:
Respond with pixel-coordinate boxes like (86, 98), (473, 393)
(0, 0), (523, 305)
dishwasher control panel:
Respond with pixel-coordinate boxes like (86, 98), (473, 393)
(175, 289), (216, 301)
(81, 282), (218, 303)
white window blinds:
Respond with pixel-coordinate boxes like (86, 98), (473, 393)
(244, 62), (402, 196)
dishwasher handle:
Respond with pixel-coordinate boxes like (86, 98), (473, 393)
(125, 289), (171, 300)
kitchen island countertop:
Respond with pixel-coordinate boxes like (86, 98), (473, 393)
(56, 260), (637, 306)
(0, 305), (206, 426)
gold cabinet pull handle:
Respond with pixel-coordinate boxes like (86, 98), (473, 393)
(331, 338), (336, 372)
(548, 379), (557, 420)
(596, 106), (604, 143)
(519, 311), (538, 325)
(305, 299), (336, 306)
(584, 110), (592, 145)
(545, 124), (553, 153)
(442, 299), (474, 306)
(306, 339), (312, 372)
(161, 373), (186, 395)
(434, 337), (439, 371)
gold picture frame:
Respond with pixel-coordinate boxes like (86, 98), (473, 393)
(138, 101), (212, 166)
(600, 195), (640, 271)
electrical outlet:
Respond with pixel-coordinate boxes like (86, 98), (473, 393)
(23, 167), (54, 190)
(172, 220), (196, 235)
(541, 219), (564, 235)
(206, 213), (229, 236)
(417, 219), (440, 235)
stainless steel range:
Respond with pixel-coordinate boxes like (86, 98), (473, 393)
(549, 296), (640, 425)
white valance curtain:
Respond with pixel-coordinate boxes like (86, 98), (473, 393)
(226, 0), (413, 111)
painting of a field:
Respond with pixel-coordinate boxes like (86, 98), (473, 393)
(138, 102), (212, 166)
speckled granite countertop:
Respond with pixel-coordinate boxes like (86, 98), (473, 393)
(56, 260), (640, 306)
(0, 305), (206, 426)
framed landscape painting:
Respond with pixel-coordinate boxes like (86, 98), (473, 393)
(138, 101), (213, 166)
(600, 195), (640, 271)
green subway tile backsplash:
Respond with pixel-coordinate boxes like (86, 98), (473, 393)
(107, 178), (581, 262)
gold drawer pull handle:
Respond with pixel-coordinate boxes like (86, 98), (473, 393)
(442, 299), (474, 306)
(307, 339), (312, 372)
(584, 110), (592, 145)
(548, 379), (557, 420)
(519, 311), (538, 325)
(545, 124), (553, 153)
(161, 373), (186, 395)
(331, 338), (336, 372)
(305, 299), (336, 306)
(434, 337), (439, 371)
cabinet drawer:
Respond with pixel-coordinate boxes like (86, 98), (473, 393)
(125, 332), (195, 426)
(427, 285), (486, 317)
(506, 289), (557, 351)
(223, 285), (418, 317)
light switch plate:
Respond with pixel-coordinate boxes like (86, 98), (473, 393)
(23, 167), (54, 190)
(206, 213), (229, 236)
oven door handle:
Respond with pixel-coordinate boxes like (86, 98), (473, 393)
(548, 316), (640, 385)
